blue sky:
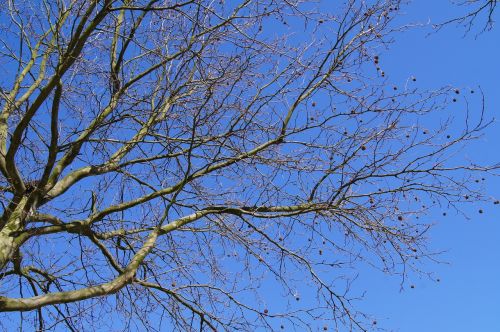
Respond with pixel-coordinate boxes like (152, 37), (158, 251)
(352, 2), (500, 331)
(1, 2), (498, 331)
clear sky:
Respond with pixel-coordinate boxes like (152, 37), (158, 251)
(351, 2), (500, 331)
(1, 2), (498, 331)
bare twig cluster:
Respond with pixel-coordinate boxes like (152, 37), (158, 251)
(0, 0), (495, 331)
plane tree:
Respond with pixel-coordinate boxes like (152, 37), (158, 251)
(0, 0), (494, 330)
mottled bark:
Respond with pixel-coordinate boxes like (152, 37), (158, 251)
(0, 197), (28, 271)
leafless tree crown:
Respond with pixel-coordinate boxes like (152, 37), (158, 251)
(437, 0), (497, 32)
(0, 0), (494, 331)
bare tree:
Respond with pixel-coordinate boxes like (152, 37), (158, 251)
(437, 0), (497, 31)
(0, 0), (495, 331)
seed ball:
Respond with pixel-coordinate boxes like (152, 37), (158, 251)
(453, 98), (457, 102)
(471, 90), (475, 94)
(323, 326), (328, 331)
(443, 212), (447, 216)
(465, 195), (469, 200)
(410, 285), (415, 289)
(494, 200), (499, 205)
(398, 216), (403, 221)
(264, 309), (269, 314)
(361, 145), (367, 151)
(312, 102), (316, 107)
(319, 20), (324, 24)
(281, 325), (285, 329)
(447, 135), (451, 139)
(393, 86), (397, 90)
(412, 77), (416, 81)
(455, 89), (460, 94)
(479, 209), (483, 214)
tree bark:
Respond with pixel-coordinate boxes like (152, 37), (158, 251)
(0, 197), (28, 271)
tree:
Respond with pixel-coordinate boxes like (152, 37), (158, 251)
(0, 0), (494, 330)
(438, 0), (497, 31)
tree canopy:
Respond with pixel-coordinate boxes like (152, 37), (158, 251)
(0, 0), (497, 331)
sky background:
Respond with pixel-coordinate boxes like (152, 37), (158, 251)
(1, 2), (498, 331)
(351, 1), (500, 331)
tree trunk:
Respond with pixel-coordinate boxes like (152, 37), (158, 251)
(0, 197), (28, 271)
